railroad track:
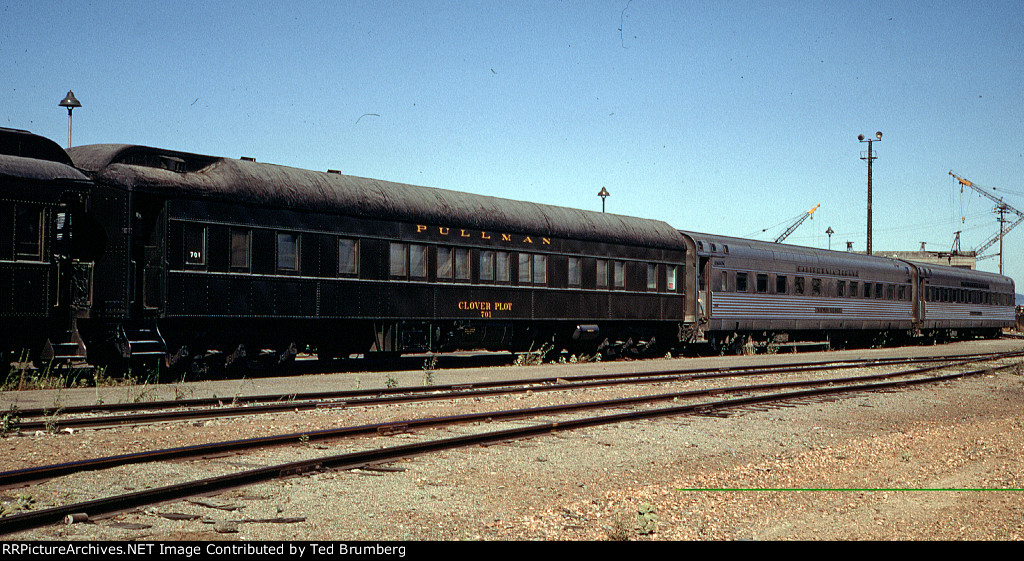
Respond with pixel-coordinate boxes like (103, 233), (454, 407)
(2, 350), (1022, 536)
(8, 351), (1019, 432)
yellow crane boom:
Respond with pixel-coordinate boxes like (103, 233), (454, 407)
(775, 203), (821, 243)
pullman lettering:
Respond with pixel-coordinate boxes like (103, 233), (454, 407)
(416, 224), (550, 246)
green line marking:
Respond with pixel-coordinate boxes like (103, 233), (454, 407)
(676, 488), (1024, 492)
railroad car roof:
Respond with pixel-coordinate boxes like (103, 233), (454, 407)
(679, 230), (914, 275)
(0, 153), (90, 184)
(0, 127), (76, 166)
(682, 230), (1014, 289)
(68, 143), (683, 248)
(0, 127), (87, 184)
(0, 128), (88, 184)
(913, 262), (1015, 291)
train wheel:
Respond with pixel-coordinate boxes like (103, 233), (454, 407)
(223, 344), (247, 369)
(162, 345), (193, 381)
(276, 342), (298, 365)
(720, 334), (750, 355)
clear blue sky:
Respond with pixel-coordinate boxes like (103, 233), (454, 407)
(4, 1), (1023, 290)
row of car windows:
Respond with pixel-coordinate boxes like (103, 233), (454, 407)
(716, 270), (911, 301)
(716, 270), (1012, 306)
(183, 225), (680, 292)
(390, 241), (680, 291)
(925, 286), (1012, 306)
(184, 226), (303, 271)
(26, 216), (1017, 306)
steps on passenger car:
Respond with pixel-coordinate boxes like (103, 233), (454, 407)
(117, 325), (168, 361)
(41, 330), (88, 366)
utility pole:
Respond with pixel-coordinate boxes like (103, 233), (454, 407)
(949, 171), (1023, 273)
(859, 132), (882, 255)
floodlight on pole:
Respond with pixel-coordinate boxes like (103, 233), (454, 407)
(59, 91), (82, 148)
(858, 131), (882, 255)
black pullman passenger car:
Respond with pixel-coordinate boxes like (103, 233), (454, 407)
(66, 143), (688, 363)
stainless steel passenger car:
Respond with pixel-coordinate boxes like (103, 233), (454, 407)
(678, 231), (1014, 349)
(915, 264), (1015, 336)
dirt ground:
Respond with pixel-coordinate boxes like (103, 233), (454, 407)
(2, 338), (1024, 541)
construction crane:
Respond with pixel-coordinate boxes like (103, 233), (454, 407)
(774, 204), (820, 243)
(949, 171), (1024, 274)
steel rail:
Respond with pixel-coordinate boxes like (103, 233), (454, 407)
(11, 351), (1019, 432)
(3, 352), (1020, 489)
(13, 351), (1021, 431)
(1, 357), (1019, 536)
(13, 350), (1010, 418)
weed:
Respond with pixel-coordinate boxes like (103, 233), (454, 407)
(51, 386), (66, 410)
(1, 405), (20, 436)
(1, 352), (79, 391)
(601, 504), (658, 540)
(514, 342), (553, 366)
(116, 370), (157, 404)
(43, 408), (63, 433)
(385, 374), (398, 389)
(92, 366), (114, 386)
(422, 355), (437, 386)
(423, 355), (438, 371)
(601, 512), (634, 541)
(636, 503), (658, 534)
(231, 377), (255, 406)
(298, 434), (310, 445)
(173, 384), (193, 401)
(3, 350), (31, 391)
(17, 494), (36, 511)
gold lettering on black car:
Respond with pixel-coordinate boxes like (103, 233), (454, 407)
(415, 224), (554, 248)
(458, 300), (512, 318)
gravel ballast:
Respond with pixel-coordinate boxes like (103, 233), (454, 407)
(2, 338), (1023, 541)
